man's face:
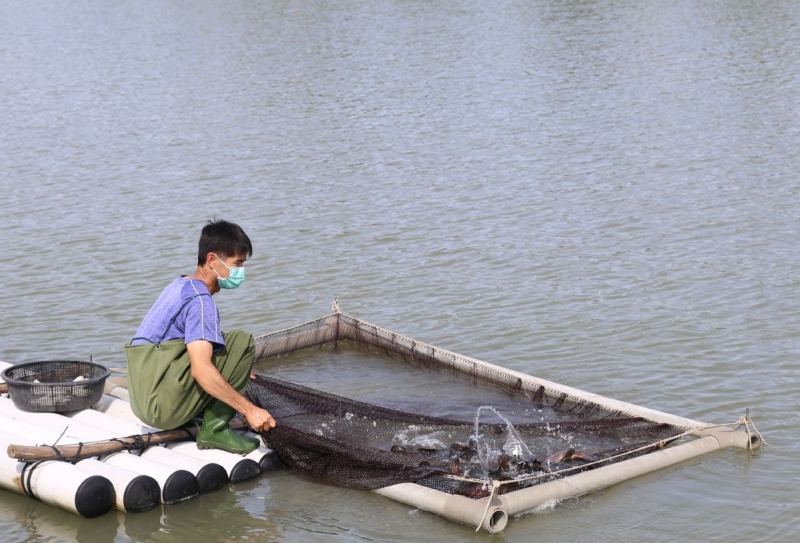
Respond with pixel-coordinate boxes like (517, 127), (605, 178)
(211, 252), (247, 279)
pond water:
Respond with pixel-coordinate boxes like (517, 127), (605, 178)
(1, 0), (798, 541)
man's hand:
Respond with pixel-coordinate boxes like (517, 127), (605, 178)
(245, 404), (276, 433)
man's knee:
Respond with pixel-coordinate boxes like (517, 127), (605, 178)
(222, 329), (255, 351)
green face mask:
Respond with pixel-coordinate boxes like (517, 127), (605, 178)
(212, 254), (246, 289)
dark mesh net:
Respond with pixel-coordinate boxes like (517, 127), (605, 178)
(247, 375), (685, 496)
(248, 313), (694, 498)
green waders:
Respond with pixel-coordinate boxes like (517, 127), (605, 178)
(124, 330), (256, 453)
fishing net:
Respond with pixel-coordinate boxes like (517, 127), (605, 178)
(247, 312), (693, 498)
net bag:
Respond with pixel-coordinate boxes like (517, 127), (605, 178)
(247, 375), (685, 497)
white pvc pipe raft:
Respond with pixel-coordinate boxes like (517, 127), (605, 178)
(102, 451), (199, 504)
(0, 359), (284, 518)
(92, 394), (147, 426)
(94, 388), (277, 480)
(0, 433), (114, 518)
(166, 441), (261, 483)
(1, 415), (85, 449)
(140, 445), (228, 493)
(0, 416), (193, 510)
(244, 443), (282, 473)
(0, 395), (226, 493)
(75, 458), (160, 513)
(0, 396), (124, 441)
(65, 407), (229, 492)
(70, 400), (157, 434)
(103, 377), (131, 402)
(0, 408), (200, 505)
(242, 431), (284, 472)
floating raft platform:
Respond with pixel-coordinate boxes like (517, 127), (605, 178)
(0, 361), (280, 518)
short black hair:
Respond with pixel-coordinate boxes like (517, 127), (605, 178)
(197, 219), (253, 265)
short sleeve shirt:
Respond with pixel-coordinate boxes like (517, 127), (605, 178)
(131, 277), (225, 350)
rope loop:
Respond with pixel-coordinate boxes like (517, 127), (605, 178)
(21, 460), (47, 498)
(475, 480), (501, 532)
(110, 432), (155, 453)
(738, 408), (767, 449)
(48, 445), (67, 462)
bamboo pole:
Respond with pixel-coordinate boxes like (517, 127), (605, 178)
(7, 419), (249, 462)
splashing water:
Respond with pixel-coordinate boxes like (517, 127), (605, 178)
(473, 406), (536, 473)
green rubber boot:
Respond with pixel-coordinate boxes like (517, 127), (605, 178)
(196, 400), (258, 455)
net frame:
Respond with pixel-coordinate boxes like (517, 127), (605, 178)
(254, 312), (704, 430)
(252, 311), (746, 532)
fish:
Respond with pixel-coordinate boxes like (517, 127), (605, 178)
(449, 441), (478, 462)
(546, 448), (592, 464)
(449, 441), (473, 452)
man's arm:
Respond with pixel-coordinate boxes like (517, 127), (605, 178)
(187, 339), (276, 432)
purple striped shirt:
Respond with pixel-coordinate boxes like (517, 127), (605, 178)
(131, 277), (224, 350)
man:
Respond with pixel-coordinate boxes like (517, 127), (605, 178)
(124, 219), (275, 455)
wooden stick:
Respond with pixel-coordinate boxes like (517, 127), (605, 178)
(0, 383), (7, 394)
(7, 418), (250, 462)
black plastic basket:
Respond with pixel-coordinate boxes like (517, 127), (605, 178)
(1, 360), (110, 413)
